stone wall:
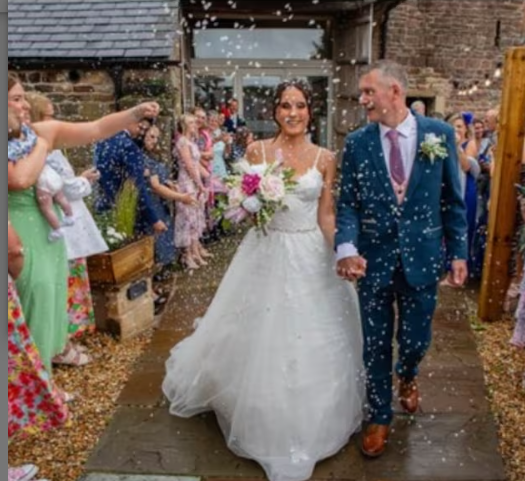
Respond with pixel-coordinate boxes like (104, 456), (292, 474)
(13, 66), (182, 169)
(383, 0), (525, 117)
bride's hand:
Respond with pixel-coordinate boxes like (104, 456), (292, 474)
(337, 256), (367, 282)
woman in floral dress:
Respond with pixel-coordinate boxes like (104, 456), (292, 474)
(173, 114), (207, 270)
(512, 143), (525, 389)
(8, 219), (68, 481)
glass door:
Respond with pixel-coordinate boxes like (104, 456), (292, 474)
(241, 71), (283, 140)
(191, 63), (333, 148)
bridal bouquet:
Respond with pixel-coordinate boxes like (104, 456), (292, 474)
(215, 154), (296, 234)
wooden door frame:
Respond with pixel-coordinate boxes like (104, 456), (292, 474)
(479, 46), (525, 322)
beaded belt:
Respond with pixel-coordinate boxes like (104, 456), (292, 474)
(267, 226), (318, 234)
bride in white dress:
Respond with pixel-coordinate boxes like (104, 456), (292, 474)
(163, 80), (365, 481)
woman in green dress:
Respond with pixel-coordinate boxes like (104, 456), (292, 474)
(7, 74), (159, 391)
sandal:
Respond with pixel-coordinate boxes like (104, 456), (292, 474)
(8, 464), (38, 481)
(154, 294), (169, 315)
(52, 381), (77, 403)
(59, 389), (77, 403)
(52, 343), (91, 366)
(71, 341), (88, 354)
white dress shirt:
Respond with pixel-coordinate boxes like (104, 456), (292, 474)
(336, 110), (418, 260)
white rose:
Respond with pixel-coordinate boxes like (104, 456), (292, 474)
(242, 195), (262, 213)
(259, 175), (286, 202)
(228, 186), (244, 208)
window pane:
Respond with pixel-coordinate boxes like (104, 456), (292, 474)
(193, 28), (329, 60)
(193, 75), (234, 111)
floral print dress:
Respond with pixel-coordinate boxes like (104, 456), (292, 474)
(67, 258), (96, 338)
(174, 136), (206, 248)
(8, 276), (69, 439)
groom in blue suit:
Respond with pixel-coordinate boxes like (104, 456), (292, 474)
(335, 60), (468, 457)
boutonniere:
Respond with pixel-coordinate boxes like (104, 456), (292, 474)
(420, 133), (448, 164)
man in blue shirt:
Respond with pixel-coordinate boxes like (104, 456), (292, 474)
(94, 118), (167, 233)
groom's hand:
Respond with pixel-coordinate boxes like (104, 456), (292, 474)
(447, 259), (468, 287)
(337, 256), (367, 282)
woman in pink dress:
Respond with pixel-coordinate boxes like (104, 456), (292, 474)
(173, 114), (208, 270)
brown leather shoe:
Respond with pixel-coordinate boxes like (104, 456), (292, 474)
(399, 378), (420, 414)
(361, 423), (390, 457)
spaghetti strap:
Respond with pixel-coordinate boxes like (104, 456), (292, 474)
(260, 140), (267, 164)
(313, 147), (322, 168)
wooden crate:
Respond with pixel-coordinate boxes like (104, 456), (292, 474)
(87, 236), (154, 286)
(105, 277), (153, 319)
(91, 275), (155, 340)
(106, 295), (155, 341)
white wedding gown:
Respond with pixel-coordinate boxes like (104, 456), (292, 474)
(162, 163), (365, 481)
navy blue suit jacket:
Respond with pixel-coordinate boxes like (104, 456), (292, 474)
(335, 115), (468, 288)
(224, 115), (246, 133)
(93, 131), (159, 225)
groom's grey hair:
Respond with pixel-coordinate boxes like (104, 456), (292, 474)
(365, 60), (409, 94)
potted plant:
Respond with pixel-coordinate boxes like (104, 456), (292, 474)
(88, 180), (154, 286)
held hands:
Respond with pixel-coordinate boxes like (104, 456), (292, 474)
(444, 259), (468, 287)
(131, 102), (160, 120)
(336, 256), (367, 282)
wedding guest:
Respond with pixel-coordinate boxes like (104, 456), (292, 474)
(8, 219), (68, 481)
(27, 93), (108, 363)
(208, 110), (231, 180)
(138, 124), (197, 270)
(471, 117), (493, 277)
(8, 107), (74, 243)
(512, 146), (525, 389)
(223, 98), (246, 133)
(190, 106), (215, 250)
(410, 100), (426, 116)
(231, 126), (255, 163)
(8, 73), (159, 397)
(93, 118), (168, 236)
(173, 114), (208, 270)
(441, 112), (479, 282)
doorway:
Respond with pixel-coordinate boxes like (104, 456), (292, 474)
(191, 62), (334, 148)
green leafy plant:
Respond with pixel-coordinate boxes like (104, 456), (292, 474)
(95, 179), (139, 250)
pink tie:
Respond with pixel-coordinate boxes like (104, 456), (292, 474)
(386, 129), (405, 185)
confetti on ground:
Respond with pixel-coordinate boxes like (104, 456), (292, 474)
(474, 315), (525, 481)
(8, 330), (153, 481)
(8, 285), (525, 481)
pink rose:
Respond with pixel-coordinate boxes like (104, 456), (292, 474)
(241, 173), (262, 196)
(259, 175), (286, 202)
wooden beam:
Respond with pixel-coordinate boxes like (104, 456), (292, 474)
(479, 46), (525, 321)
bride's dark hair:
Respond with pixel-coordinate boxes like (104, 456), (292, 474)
(272, 79), (314, 138)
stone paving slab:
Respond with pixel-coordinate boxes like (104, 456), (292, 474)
(84, 241), (506, 481)
(364, 414), (506, 481)
(86, 406), (504, 481)
(80, 475), (200, 481)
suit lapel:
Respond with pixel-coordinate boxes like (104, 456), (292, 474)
(368, 124), (398, 204)
(405, 115), (426, 201)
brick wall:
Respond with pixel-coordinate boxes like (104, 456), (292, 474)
(13, 66), (182, 169)
(383, 0), (525, 117)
